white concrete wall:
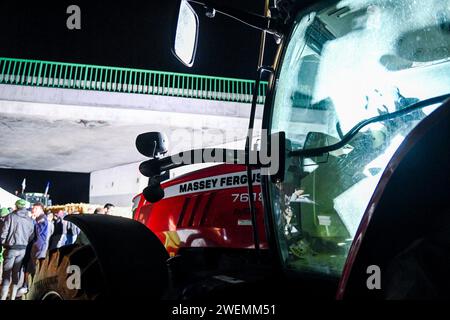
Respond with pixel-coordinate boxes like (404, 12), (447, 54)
(89, 162), (148, 208)
(89, 162), (221, 208)
(0, 84), (263, 173)
(0, 84), (263, 120)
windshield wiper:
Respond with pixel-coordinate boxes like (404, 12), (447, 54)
(290, 93), (450, 158)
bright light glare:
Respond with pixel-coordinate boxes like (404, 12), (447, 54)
(422, 103), (440, 116)
(363, 134), (405, 177)
(334, 134), (405, 238)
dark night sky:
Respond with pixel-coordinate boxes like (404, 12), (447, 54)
(0, 169), (90, 204)
(0, 1), (274, 204)
(0, 0), (271, 79)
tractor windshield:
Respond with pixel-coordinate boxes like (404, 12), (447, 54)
(270, 0), (450, 277)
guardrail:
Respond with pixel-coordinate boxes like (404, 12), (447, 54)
(0, 57), (267, 104)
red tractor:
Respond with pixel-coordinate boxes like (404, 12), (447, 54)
(28, 0), (450, 300)
(132, 164), (267, 257)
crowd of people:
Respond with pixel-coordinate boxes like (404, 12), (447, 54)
(0, 200), (114, 300)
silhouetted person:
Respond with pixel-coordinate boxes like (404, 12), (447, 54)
(0, 208), (11, 282)
(104, 203), (115, 215)
(0, 200), (34, 300)
(48, 210), (67, 251)
(65, 212), (81, 245)
(93, 207), (105, 215)
(29, 204), (48, 269)
(19, 203), (49, 296)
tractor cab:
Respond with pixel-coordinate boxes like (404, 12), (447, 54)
(22, 192), (52, 207)
(146, 0), (450, 299)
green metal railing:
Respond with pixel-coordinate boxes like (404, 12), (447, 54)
(0, 57), (268, 104)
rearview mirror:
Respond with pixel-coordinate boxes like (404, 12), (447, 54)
(143, 178), (165, 203)
(303, 132), (339, 150)
(136, 132), (169, 158)
(303, 132), (352, 161)
(173, 0), (199, 67)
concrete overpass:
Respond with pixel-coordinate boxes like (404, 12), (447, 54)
(0, 57), (267, 206)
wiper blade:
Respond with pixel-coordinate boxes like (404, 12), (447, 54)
(290, 93), (450, 158)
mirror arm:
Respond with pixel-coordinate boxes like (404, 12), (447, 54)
(188, 0), (284, 35)
(139, 148), (268, 179)
(290, 94), (450, 158)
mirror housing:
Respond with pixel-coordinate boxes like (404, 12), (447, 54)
(136, 132), (169, 158)
(172, 0), (199, 67)
(143, 178), (165, 203)
(303, 132), (340, 150)
(303, 131), (355, 158)
(136, 132), (168, 204)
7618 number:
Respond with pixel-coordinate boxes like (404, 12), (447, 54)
(232, 193), (262, 203)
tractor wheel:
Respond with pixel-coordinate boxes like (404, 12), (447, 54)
(26, 244), (104, 300)
(27, 214), (170, 300)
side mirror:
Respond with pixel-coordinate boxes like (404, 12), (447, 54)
(136, 132), (169, 158)
(172, 0), (199, 67)
(136, 132), (169, 204)
(302, 132), (350, 163)
(303, 132), (340, 150)
(143, 178), (165, 203)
